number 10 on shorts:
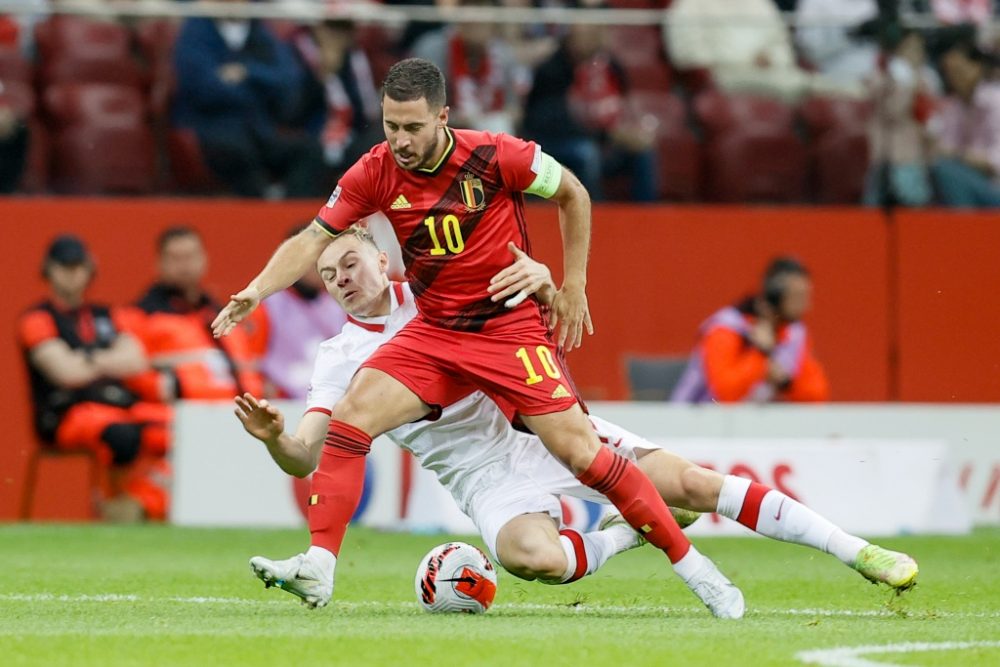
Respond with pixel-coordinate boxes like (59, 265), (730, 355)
(516, 346), (561, 385)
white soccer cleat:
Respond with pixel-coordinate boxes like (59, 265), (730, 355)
(684, 556), (745, 620)
(250, 552), (334, 609)
(597, 512), (646, 551)
(598, 507), (702, 550)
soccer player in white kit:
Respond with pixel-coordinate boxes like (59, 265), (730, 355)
(235, 227), (918, 613)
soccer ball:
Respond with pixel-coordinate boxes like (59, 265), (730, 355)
(414, 542), (498, 614)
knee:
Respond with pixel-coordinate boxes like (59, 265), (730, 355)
(679, 465), (722, 510)
(499, 538), (566, 581)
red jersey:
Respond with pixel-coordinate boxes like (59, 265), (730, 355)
(314, 127), (544, 332)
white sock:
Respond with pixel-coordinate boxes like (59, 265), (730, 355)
(716, 475), (868, 566)
(306, 545), (337, 571)
(671, 545), (708, 583)
(547, 529), (619, 584)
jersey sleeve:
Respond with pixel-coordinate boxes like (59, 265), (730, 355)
(17, 310), (58, 350)
(305, 341), (354, 414)
(314, 157), (379, 237)
(495, 133), (556, 195)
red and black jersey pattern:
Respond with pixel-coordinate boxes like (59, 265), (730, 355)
(315, 128), (543, 332)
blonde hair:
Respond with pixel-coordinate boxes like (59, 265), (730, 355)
(332, 224), (381, 251)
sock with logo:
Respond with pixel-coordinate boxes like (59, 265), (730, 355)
(308, 420), (372, 557)
(716, 475), (868, 565)
(576, 447), (692, 564)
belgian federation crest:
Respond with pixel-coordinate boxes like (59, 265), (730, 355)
(459, 173), (485, 211)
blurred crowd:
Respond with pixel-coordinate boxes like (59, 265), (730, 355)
(2, 0), (1000, 204)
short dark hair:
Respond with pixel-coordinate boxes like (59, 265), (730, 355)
(157, 226), (201, 254)
(381, 58), (447, 109)
(764, 256), (809, 283)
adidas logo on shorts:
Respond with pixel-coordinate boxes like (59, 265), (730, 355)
(551, 384), (571, 399)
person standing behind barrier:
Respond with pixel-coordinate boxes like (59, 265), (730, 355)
(672, 257), (830, 404)
(244, 224), (348, 399)
(126, 227), (264, 401)
(17, 235), (172, 521)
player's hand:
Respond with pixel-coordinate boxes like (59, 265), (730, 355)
(234, 393), (285, 443)
(549, 282), (594, 351)
(488, 242), (557, 308)
(212, 286), (261, 338)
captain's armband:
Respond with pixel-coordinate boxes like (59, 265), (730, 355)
(524, 151), (562, 199)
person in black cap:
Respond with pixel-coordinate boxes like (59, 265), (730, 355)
(17, 235), (173, 522)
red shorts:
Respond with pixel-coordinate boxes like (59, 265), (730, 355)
(360, 312), (580, 418)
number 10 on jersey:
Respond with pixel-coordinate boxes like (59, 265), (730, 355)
(516, 346), (561, 385)
(424, 215), (465, 256)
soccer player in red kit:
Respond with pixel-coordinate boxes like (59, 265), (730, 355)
(213, 58), (745, 617)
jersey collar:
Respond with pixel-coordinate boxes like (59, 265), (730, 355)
(346, 282), (405, 333)
(415, 127), (456, 177)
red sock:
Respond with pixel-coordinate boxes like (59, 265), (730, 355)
(308, 419), (372, 557)
(577, 447), (691, 563)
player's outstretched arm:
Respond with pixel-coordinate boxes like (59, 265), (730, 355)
(234, 393), (327, 478)
(548, 166), (595, 351)
(212, 225), (333, 337)
(488, 242), (557, 308)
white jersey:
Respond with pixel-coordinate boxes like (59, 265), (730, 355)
(306, 282), (529, 512)
(306, 282), (667, 546)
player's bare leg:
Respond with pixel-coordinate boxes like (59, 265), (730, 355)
(253, 368), (431, 608)
(495, 512), (644, 584)
(521, 406), (745, 618)
(635, 450), (918, 591)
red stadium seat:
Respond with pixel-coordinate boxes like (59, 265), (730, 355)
(0, 79), (35, 117)
(630, 91), (701, 200)
(42, 83), (155, 194)
(43, 83), (148, 129)
(608, 26), (663, 67)
(0, 46), (32, 82)
(134, 18), (180, 70)
(800, 97), (872, 203)
(167, 128), (223, 193)
(694, 91), (808, 202)
(35, 16), (146, 88)
(20, 119), (50, 193)
(41, 57), (146, 89)
(35, 16), (132, 62)
(799, 96), (872, 134)
(50, 123), (156, 194)
(623, 60), (673, 92)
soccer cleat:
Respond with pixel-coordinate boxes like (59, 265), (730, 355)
(670, 507), (702, 531)
(598, 506), (702, 549)
(684, 556), (746, 620)
(853, 544), (919, 591)
(598, 512), (646, 551)
(250, 552), (334, 609)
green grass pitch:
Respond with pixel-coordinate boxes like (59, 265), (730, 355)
(0, 525), (997, 666)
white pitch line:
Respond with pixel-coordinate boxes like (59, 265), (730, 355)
(1, 594), (999, 620)
(796, 640), (1000, 667)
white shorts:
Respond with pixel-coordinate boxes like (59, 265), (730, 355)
(466, 415), (666, 562)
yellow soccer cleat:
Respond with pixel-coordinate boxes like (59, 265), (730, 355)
(853, 544), (919, 591)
